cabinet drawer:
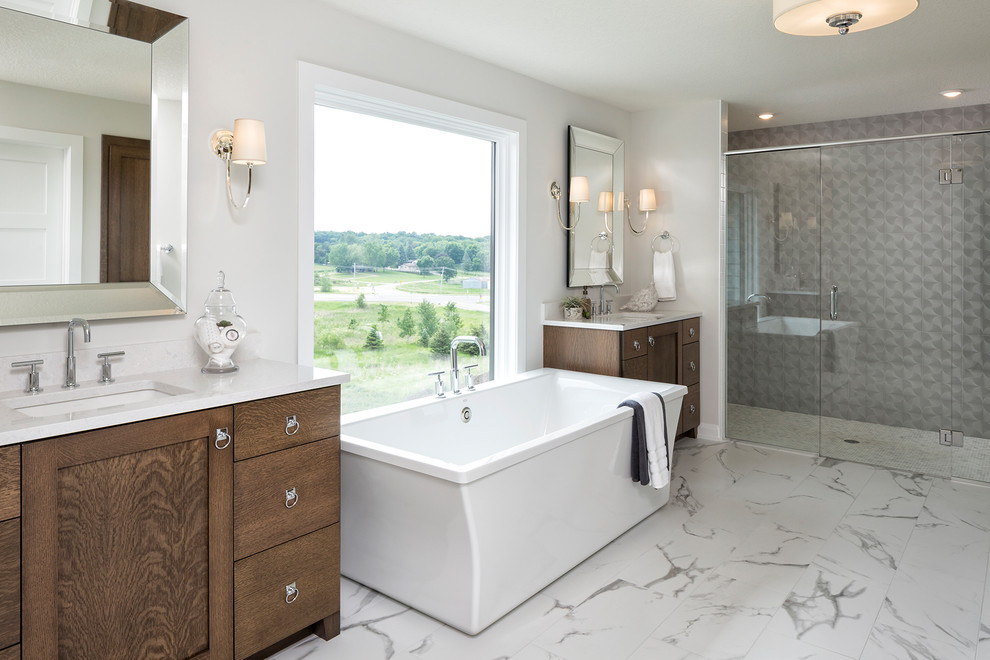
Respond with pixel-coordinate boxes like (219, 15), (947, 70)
(234, 387), (340, 461)
(0, 518), (19, 651)
(681, 317), (700, 346)
(234, 438), (340, 560)
(622, 328), (648, 360)
(681, 342), (701, 386)
(0, 446), (18, 522)
(234, 525), (339, 660)
(679, 384), (701, 434)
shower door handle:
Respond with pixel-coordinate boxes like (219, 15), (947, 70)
(829, 285), (839, 320)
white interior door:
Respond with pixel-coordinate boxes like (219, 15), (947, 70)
(0, 138), (71, 284)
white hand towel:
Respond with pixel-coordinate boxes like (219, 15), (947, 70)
(653, 249), (676, 301)
(621, 391), (670, 489)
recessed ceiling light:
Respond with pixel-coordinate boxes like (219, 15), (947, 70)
(758, 113), (775, 120)
(941, 90), (963, 98)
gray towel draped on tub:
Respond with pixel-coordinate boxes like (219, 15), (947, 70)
(618, 392), (669, 487)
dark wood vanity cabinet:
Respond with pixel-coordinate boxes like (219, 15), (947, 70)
(544, 317), (701, 438)
(15, 384), (341, 660)
(21, 407), (234, 659)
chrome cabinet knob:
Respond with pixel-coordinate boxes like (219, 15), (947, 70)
(285, 415), (299, 436)
(689, 327), (696, 337)
(285, 582), (298, 604)
(689, 404), (696, 414)
(648, 336), (655, 347)
(690, 361), (697, 372)
(215, 428), (231, 450)
(285, 487), (298, 508)
(633, 340), (641, 351)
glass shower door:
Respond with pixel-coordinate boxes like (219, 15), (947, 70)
(725, 148), (822, 452)
(950, 131), (990, 482)
(819, 137), (952, 476)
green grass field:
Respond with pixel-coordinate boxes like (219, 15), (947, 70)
(314, 300), (490, 414)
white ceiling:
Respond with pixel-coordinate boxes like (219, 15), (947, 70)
(315, 0), (990, 131)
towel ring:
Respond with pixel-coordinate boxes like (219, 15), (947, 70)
(590, 232), (612, 251)
(652, 231), (675, 253)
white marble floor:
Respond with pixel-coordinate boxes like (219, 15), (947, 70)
(271, 438), (990, 660)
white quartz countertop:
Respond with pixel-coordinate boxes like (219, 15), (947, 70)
(0, 358), (349, 446)
(543, 306), (702, 331)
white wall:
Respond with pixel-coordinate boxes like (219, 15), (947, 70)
(628, 101), (726, 439)
(0, 0), (630, 382)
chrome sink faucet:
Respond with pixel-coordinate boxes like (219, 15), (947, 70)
(599, 283), (619, 315)
(64, 317), (91, 388)
(450, 335), (487, 394)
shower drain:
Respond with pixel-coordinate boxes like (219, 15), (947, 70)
(460, 407), (472, 423)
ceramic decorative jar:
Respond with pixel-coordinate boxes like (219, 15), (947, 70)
(194, 271), (247, 374)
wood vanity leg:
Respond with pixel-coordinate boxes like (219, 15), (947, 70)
(314, 613), (340, 641)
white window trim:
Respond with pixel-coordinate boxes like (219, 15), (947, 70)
(297, 62), (526, 380)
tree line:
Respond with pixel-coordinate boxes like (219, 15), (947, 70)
(315, 231), (491, 274)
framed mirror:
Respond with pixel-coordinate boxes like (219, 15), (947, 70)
(566, 126), (624, 287)
(0, 0), (188, 326)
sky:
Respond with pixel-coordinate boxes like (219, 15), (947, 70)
(314, 105), (493, 238)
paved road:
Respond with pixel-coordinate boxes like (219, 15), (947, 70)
(314, 281), (490, 312)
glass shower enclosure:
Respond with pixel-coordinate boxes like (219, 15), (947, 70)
(725, 132), (990, 481)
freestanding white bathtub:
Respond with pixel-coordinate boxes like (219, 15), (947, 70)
(340, 367), (687, 634)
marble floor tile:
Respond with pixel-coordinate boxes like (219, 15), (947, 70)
(745, 631), (853, 660)
(864, 566), (982, 660)
(650, 560), (806, 660)
(534, 579), (685, 660)
(408, 594), (570, 660)
(267, 441), (990, 660)
(764, 562), (888, 658)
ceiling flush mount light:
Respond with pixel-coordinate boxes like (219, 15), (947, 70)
(773, 0), (918, 36)
(210, 118), (267, 208)
(941, 90), (963, 98)
(759, 113), (775, 120)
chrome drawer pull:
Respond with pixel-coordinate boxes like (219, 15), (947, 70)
(285, 582), (298, 604)
(633, 340), (641, 351)
(215, 428), (231, 450)
(690, 361), (697, 372)
(689, 404), (696, 414)
(285, 415), (299, 436)
(648, 336), (655, 347)
(689, 327), (696, 337)
(285, 487), (298, 508)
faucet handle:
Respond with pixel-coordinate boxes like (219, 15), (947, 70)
(427, 370), (446, 398)
(463, 365), (479, 391)
(12, 359), (44, 394)
(97, 351), (125, 384)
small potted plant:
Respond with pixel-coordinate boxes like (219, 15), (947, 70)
(560, 295), (585, 321)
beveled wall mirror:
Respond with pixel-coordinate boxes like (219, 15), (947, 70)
(0, 0), (188, 326)
(567, 126), (624, 287)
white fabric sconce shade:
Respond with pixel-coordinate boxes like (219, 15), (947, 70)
(569, 176), (589, 203)
(231, 119), (267, 165)
(639, 188), (657, 212)
(598, 191), (614, 213)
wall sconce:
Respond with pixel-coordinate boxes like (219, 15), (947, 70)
(627, 188), (656, 235)
(597, 191), (614, 233)
(550, 176), (589, 232)
(210, 118), (267, 208)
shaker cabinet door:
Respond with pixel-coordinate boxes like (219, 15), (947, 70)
(21, 408), (233, 660)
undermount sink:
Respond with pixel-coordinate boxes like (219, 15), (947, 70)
(600, 313), (665, 323)
(4, 380), (193, 418)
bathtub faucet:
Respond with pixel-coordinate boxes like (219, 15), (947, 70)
(450, 335), (487, 395)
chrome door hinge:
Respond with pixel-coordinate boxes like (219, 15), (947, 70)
(939, 168), (963, 185)
(939, 429), (964, 447)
